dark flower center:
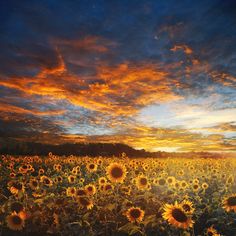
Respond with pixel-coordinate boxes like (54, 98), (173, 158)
(193, 184), (198, 189)
(111, 167), (123, 178)
(13, 183), (23, 190)
(159, 179), (165, 185)
(227, 196), (236, 206)
(172, 208), (188, 222)
(182, 204), (191, 212)
(89, 164), (95, 169)
(140, 178), (147, 185)
(130, 209), (141, 219)
(105, 184), (112, 190)
(12, 215), (22, 225)
(76, 189), (86, 196)
(79, 197), (90, 206)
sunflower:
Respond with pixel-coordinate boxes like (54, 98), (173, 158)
(8, 181), (25, 195)
(98, 177), (107, 185)
(104, 183), (114, 192)
(125, 207), (145, 223)
(222, 194), (236, 212)
(106, 162), (127, 183)
(66, 187), (76, 197)
(40, 175), (53, 187)
(120, 186), (131, 195)
(135, 175), (149, 190)
(86, 163), (98, 173)
(78, 197), (94, 210)
(85, 184), (96, 196)
(202, 182), (209, 190)
(10, 172), (16, 178)
(6, 212), (25, 231)
(29, 178), (39, 190)
(181, 200), (195, 214)
(68, 175), (76, 184)
(167, 176), (175, 185)
(162, 202), (194, 229)
(206, 226), (221, 236)
(38, 168), (45, 175)
(192, 183), (200, 192)
(75, 188), (87, 197)
(18, 164), (28, 174)
(56, 176), (63, 183)
(158, 178), (166, 186)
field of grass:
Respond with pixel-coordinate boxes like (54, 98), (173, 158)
(0, 153), (236, 236)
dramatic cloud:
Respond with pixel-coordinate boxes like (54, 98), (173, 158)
(0, 0), (235, 152)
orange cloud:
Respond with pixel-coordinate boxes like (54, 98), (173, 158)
(171, 45), (193, 54)
(30, 125), (234, 152)
(0, 102), (65, 116)
(0, 49), (181, 117)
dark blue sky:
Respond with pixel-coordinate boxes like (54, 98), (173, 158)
(0, 0), (235, 151)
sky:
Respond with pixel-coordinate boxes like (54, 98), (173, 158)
(0, 0), (235, 152)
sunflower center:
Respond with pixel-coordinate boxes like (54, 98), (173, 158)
(159, 179), (165, 185)
(172, 208), (188, 222)
(130, 209), (141, 219)
(105, 184), (112, 190)
(140, 178), (147, 185)
(227, 196), (236, 206)
(13, 183), (23, 190)
(182, 204), (191, 212)
(12, 215), (22, 225)
(79, 197), (90, 206)
(111, 167), (123, 178)
(89, 164), (95, 169)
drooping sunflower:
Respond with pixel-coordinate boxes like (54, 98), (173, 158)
(181, 200), (195, 214)
(162, 202), (194, 229)
(6, 212), (25, 231)
(125, 207), (145, 223)
(106, 162), (127, 183)
(78, 197), (94, 210)
(222, 194), (236, 212)
(206, 226), (221, 236)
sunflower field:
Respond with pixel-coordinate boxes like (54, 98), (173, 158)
(0, 153), (236, 236)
